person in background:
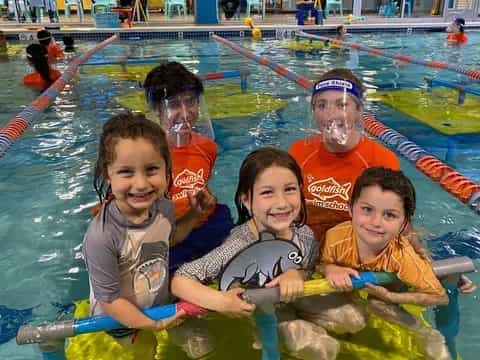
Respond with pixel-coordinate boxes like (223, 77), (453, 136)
(220, 0), (240, 19)
(62, 35), (75, 53)
(335, 24), (348, 39)
(446, 17), (468, 44)
(23, 43), (61, 91)
(37, 29), (64, 63)
(296, 0), (321, 25)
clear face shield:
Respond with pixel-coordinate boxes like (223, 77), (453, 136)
(307, 78), (363, 151)
(153, 90), (215, 147)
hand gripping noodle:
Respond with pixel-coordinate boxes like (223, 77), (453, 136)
(306, 78), (364, 151)
(150, 88), (214, 147)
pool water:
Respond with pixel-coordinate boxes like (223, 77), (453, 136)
(1, 31), (479, 359)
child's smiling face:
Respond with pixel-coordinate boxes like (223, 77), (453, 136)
(107, 137), (168, 223)
(350, 185), (406, 255)
(242, 165), (302, 239)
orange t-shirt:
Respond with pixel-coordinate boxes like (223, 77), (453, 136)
(289, 136), (400, 244)
(446, 32), (468, 44)
(47, 43), (65, 63)
(23, 69), (61, 90)
(322, 221), (446, 296)
(169, 132), (217, 224)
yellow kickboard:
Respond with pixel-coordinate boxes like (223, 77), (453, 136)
(278, 40), (328, 53)
(81, 64), (158, 81)
(115, 83), (287, 120)
(371, 88), (480, 135)
(66, 298), (446, 360)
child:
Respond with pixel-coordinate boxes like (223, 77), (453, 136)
(144, 62), (234, 272)
(62, 35), (75, 53)
(312, 167), (451, 359)
(446, 17), (468, 44)
(23, 43), (61, 91)
(171, 147), (339, 360)
(83, 112), (214, 357)
(37, 29), (64, 63)
(335, 24), (347, 39)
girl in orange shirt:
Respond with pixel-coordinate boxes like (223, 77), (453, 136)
(23, 44), (61, 91)
(446, 18), (468, 44)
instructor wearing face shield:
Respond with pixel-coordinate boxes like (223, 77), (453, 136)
(289, 68), (400, 245)
(144, 62), (233, 273)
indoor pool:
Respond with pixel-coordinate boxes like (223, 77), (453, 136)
(1, 30), (479, 359)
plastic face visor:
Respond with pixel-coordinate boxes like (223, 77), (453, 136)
(160, 91), (215, 147)
(311, 90), (362, 146)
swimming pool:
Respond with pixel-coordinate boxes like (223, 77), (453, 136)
(1, 30), (479, 359)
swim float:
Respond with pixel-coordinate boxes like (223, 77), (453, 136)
(371, 88), (480, 135)
(115, 83), (287, 119)
(66, 295), (452, 360)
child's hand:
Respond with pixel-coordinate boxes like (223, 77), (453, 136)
(364, 283), (394, 303)
(187, 189), (216, 216)
(458, 274), (477, 294)
(324, 264), (359, 291)
(154, 309), (187, 331)
(265, 269), (304, 303)
(218, 288), (255, 317)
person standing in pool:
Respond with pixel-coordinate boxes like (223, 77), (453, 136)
(37, 30), (64, 63)
(446, 18), (468, 44)
(23, 44), (61, 91)
(144, 62), (234, 273)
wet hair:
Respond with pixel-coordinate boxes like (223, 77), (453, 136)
(234, 147), (307, 226)
(143, 61), (203, 110)
(26, 43), (52, 84)
(454, 17), (465, 32)
(93, 111), (172, 202)
(350, 167), (416, 232)
(37, 29), (52, 46)
(62, 35), (75, 52)
(336, 25), (345, 35)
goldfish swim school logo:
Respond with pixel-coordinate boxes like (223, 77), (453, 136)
(307, 177), (351, 201)
(174, 168), (206, 190)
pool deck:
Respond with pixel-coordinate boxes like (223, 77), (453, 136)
(2, 12), (480, 37)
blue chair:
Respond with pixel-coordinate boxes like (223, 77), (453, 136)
(165, 0), (187, 17)
(403, 0), (413, 16)
(64, 0), (84, 21)
(325, 0), (343, 16)
(379, 1), (397, 16)
(246, 0), (263, 17)
(91, 0), (117, 16)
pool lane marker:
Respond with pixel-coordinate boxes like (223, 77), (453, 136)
(296, 31), (480, 81)
(212, 34), (480, 215)
(0, 34), (118, 160)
